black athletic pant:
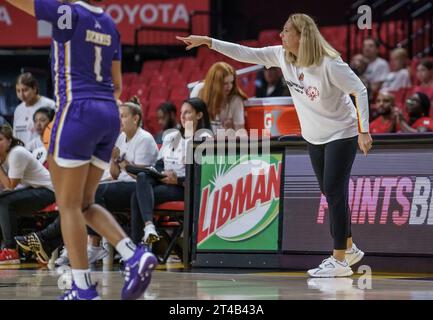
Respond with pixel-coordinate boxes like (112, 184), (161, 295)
(36, 181), (136, 249)
(307, 136), (357, 250)
(0, 187), (55, 249)
(130, 172), (184, 243)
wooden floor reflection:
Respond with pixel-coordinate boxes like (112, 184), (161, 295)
(0, 263), (433, 300)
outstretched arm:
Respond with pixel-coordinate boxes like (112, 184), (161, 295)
(177, 35), (281, 69)
(5, 0), (35, 16)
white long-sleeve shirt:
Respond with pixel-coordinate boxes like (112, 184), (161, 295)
(211, 39), (369, 144)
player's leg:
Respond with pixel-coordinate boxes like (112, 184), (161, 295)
(82, 163), (158, 300)
(48, 156), (100, 300)
(48, 156), (89, 269)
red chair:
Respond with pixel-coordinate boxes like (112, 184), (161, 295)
(258, 29), (281, 46)
(127, 87), (149, 103)
(170, 86), (189, 101)
(148, 86), (170, 100)
(189, 70), (206, 83)
(239, 39), (260, 47)
(161, 58), (182, 74)
(180, 57), (197, 74)
(154, 201), (185, 264)
(122, 73), (138, 87)
(140, 60), (163, 74)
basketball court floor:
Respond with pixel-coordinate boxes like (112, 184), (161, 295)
(1, 262), (433, 300)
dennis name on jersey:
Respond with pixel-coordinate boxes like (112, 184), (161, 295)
(86, 30), (111, 46)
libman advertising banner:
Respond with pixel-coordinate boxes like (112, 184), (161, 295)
(197, 154), (282, 251)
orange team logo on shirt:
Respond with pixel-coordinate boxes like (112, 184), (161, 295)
(298, 73), (304, 82)
(305, 86), (320, 101)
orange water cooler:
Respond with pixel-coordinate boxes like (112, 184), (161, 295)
(244, 97), (301, 137)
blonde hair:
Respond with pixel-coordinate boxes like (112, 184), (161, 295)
(199, 62), (248, 121)
(285, 13), (340, 67)
(390, 48), (408, 63)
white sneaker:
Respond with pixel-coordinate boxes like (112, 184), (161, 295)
(307, 256), (353, 278)
(167, 255), (181, 263)
(345, 243), (364, 267)
(55, 245), (109, 266)
(88, 246), (108, 264)
(307, 278), (354, 293)
(55, 247), (69, 266)
(143, 223), (160, 244)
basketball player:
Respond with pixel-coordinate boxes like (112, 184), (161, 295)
(6, 0), (157, 299)
(178, 13), (373, 278)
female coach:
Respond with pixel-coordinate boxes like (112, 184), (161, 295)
(177, 13), (373, 278)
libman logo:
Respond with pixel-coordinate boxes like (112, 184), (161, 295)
(197, 154), (282, 251)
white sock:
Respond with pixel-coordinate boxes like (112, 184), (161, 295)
(72, 269), (92, 290)
(115, 238), (136, 261)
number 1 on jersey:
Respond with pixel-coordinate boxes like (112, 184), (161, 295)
(94, 46), (103, 82)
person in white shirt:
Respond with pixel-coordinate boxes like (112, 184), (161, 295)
(362, 38), (390, 96)
(130, 98), (212, 245)
(17, 97), (159, 266)
(14, 73), (55, 146)
(381, 48), (411, 92)
(26, 107), (55, 164)
(190, 62), (247, 134)
(178, 13), (373, 278)
(0, 125), (55, 264)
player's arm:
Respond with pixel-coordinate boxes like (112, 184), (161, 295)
(112, 61), (122, 101)
(5, 0), (35, 16)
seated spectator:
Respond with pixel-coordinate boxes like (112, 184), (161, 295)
(381, 48), (411, 91)
(412, 58), (433, 101)
(0, 125), (55, 264)
(255, 67), (290, 97)
(393, 92), (433, 132)
(190, 62), (247, 134)
(154, 102), (180, 145)
(362, 38), (390, 97)
(130, 98), (212, 245)
(14, 73), (55, 146)
(26, 107), (55, 164)
(369, 91), (396, 134)
(350, 54), (372, 102)
(16, 97), (159, 265)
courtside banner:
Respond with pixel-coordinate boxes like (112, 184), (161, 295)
(196, 154), (282, 251)
(0, 0), (209, 47)
(283, 147), (433, 255)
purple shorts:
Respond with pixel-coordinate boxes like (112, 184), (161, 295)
(49, 99), (120, 170)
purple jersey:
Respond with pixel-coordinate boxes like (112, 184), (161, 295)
(35, 0), (121, 105)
